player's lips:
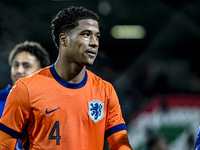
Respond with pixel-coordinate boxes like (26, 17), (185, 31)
(85, 49), (97, 57)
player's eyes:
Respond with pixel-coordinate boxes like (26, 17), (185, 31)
(81, 32), (100, 41)
(96, 34), (100, 40)
(13, 63), (19, 68)
(23, 64), (31, 69)
(82, 32), (90, 38)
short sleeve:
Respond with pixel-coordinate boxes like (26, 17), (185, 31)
(0, 79), (30, 138)
(105, 83), (127, 139)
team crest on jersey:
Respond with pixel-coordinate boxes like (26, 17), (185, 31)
(89, 100), (104, 123)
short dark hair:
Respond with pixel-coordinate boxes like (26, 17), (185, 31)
(9, 41), (51, 68)
(51, 6), (99, 49)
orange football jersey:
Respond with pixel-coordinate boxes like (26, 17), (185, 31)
(0, 64), (127, 149)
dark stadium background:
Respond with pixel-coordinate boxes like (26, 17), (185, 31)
(0, 0), (200, 149)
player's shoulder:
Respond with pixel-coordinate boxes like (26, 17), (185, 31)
(86, 69), (113, 88)
(0, 84), (11, 94)
(0, 84), (12, 101)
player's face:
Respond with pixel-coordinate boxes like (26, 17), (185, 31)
(66, 19), (100, 66)
(11, 51), (41, 84)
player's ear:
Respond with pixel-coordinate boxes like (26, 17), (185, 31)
(59, 33), (68, 47)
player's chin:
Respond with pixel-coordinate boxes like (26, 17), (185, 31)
(84, 59), (96, 66)
(85, 61), (95, 66)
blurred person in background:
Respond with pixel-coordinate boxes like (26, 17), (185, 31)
(146, 135), (168, 150)
(0, 41), (50, 150)
(0, 6), (132, 149)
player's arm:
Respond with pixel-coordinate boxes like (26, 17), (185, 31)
(107, 130), (133, 150)
(106, 83), (132, 150)
(0, 80), (29, 150)
(0, 130), (17, 150)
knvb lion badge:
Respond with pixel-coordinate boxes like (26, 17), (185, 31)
(89, 100), (104, 123)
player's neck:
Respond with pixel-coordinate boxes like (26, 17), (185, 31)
(54, 61), (86, 84)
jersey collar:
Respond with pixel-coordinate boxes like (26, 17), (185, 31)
(50, 64), (87, 89)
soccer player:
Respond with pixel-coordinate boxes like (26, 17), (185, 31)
(0, 41), (50, 150)
(0, 6), (132, 150)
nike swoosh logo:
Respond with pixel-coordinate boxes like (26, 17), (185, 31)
(45, 107), (61, 114)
